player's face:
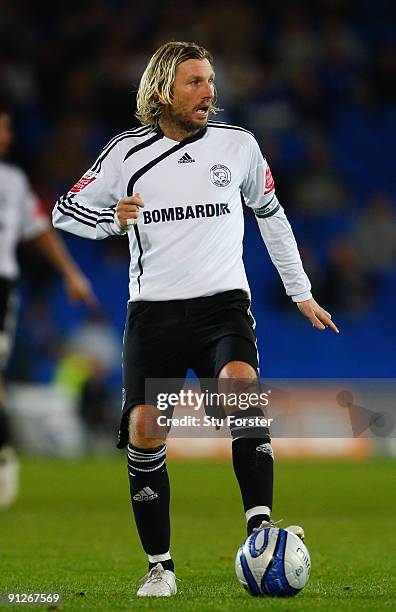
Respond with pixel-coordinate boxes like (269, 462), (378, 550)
(160, 59), (215, 139)
(0, 113), (13, 158)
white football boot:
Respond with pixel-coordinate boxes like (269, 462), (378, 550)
(0, 446), (19, 509)
(137, 563), (177, 597)
(284, 524), (305, 541)
(253, 519), (305, 541)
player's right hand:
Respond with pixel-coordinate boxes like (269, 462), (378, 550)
(116, 193), (144, 229)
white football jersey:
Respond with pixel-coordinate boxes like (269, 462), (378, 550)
(0, 162), (49, 279)
(52, 121), (311, 302)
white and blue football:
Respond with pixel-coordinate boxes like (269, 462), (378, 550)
(235, 527), (311, 597)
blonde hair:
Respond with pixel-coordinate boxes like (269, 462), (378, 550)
(136, 41), (219, 127)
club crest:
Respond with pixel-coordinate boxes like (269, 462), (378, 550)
(210, 164), (231, 187)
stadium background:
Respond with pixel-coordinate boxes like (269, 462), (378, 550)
(1, 0), (396, 454)
(1, 1), (396, 609)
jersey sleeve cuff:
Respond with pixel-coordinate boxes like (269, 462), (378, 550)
(113, 210), (128, 234)
(291, 291), (312, 303)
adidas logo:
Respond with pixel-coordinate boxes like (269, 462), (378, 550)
(133, 486), (158, 501)
(256, 442), (274, 459)
(178, 152), (195, 164)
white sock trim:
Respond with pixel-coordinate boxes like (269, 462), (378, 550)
(245, 505), (271, 522)
(148, 552), (171, 563)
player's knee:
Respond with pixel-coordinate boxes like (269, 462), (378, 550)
(218, 364), (260, 417)
(218, 360), (257, 380)
(128, 404), (165, 447)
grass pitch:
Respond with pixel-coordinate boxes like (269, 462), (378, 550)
(1, 455), (395, 611)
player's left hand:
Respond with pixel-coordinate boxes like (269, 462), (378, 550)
(63, 271), (98, 308)
(297, 298), (339, 333)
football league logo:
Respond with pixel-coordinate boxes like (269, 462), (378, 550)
(70, 171), (98, 193)
(264, 165), (275, 195)
(210, 164), (231, 187)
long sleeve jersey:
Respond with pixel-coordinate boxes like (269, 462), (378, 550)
(52, 121), (311, 303)
(0, 162), (49, 280)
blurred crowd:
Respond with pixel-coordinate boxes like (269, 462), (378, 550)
(1, 0), (396, 400)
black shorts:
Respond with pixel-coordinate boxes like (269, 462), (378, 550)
(0, 277), (18, 371)
(117, 289), (259, 448)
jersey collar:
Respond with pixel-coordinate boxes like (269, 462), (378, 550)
(155, 125), (207, 145)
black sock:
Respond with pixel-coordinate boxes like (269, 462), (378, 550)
(0, 406), (12, 449)
(246, 513), (270, 535)
(232, 437), (274, 535)
(127, 444), (174, 572)
(148, 559), (174, 572)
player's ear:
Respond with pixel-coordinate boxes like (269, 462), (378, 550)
(155, 92), (166, 106)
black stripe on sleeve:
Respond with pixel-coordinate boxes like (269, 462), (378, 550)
(58, 204), (114, 227)
(62, 197), (115, 221)
(97, 207), (116, 224)
(60, 198), (100, 224)
(57, 204), (96, 228)
(63, 197), (114, 223)
(97, 217), (116, 225)
(64, 196), (99, 221)
(58, 198), (114, 226)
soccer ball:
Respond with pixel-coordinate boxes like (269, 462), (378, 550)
(235, 527), (311, 597)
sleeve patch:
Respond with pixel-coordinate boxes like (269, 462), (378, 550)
(264, 165), (275, 195)
(33, 199), (47, 219)
(70, 171), (98, 193)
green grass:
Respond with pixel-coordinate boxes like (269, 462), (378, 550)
(1, 456), (395, 611)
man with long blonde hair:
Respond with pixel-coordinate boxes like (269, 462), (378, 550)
(53, 41), (338, 597)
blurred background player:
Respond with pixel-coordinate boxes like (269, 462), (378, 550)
(0, 102), (97, 508)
